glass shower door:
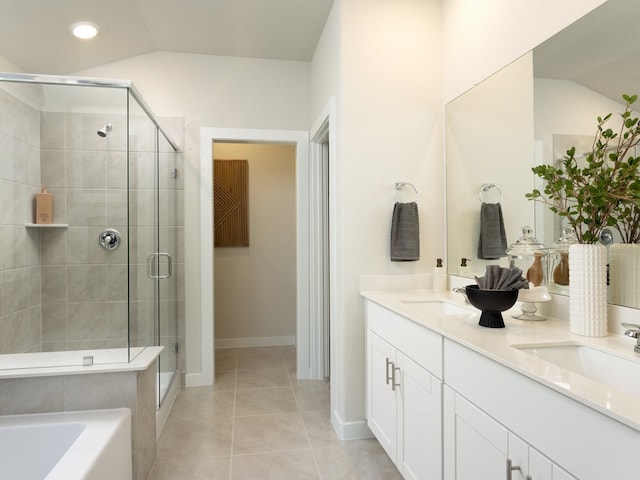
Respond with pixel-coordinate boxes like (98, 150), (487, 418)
(157, 130), (180, 405)
(127, 93), (179, 407)
(127, 101), (157, 361)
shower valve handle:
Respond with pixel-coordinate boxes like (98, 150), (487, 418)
(99, 229), (121, 251)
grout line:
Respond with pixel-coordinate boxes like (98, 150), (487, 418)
(158, 347), (331, 479)
(285, 348), (323, 479)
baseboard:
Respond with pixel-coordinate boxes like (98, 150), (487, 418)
(185, 371), (212, 387)
(215, 335), (296, 349)
(331, 409), (373, 441)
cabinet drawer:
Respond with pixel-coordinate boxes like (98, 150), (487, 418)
(366, 300), (442, 378)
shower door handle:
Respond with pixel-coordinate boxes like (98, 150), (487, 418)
(148, 252), (173, 279)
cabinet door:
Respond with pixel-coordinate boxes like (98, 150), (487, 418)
(508, 433), (529, 480)
(367, 331), (398, 463)
(530, 448), (577, 480)
(444, 386), (508, 480)
(529, 448), (552, 480)
(552, 464), (577, 480)
(399, 353), (442, 480)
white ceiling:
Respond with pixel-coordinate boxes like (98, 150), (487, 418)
(0, 0), (334, 75)
(4, 0), (635, 104)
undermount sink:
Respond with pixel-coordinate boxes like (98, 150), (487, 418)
(400, 300), (474, 317)
(513, 342), (640, 396)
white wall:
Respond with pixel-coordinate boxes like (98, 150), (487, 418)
(310, 1), (340, 120)
(310, 0), (444, 434)
(0, 54), (22, 72)
(213, 143), (296, 346)
(75, 52), (310, 380)
(0, 56), (45, 109)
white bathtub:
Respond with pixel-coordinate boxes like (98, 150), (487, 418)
(0, 408), (132, 480)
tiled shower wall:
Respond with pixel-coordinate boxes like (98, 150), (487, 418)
(0, 88), (42, 353)
(38, 112), (185, 355)
(0, 86), (185, 365)
(39, 111), (131, 351)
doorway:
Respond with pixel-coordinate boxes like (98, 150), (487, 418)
(197, 127), (318, 385)
(212, 142), (297, 348)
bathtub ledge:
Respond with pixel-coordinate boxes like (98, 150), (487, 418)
(0, 346), (163, 380)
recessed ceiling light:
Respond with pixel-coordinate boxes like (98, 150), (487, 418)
(70, 21), (98, 40)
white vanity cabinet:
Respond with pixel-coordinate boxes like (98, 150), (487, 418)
(443, 386), (576, 480)
(364, 296), (640, 480)
(444, 338), (638, 480)
(366, 301), (443, 480)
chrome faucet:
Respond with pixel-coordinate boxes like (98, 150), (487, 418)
(453, 287), (469, 304)
(622, 323), (640, 353)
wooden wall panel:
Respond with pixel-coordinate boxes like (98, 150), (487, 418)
(214, 159), (249, 247)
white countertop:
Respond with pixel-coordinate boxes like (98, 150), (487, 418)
(361, 289), (640, 432)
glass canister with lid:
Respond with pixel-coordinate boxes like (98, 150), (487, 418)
(547, 226), (578, 296)
(506, 226), (550, 320)
(506, 226), (548, 286)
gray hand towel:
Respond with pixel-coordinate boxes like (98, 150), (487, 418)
(477, 202), (507, 259)
(390, 202), (420, 261)
(475, 265), (529, 290)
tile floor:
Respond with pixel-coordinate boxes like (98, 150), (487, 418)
(149, 345), (403, 479)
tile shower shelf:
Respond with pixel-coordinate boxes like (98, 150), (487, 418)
(24, 223), (69, 228)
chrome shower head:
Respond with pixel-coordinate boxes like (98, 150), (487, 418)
(97, 123), (112, 137)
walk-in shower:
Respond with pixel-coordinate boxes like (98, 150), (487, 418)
(0, 72), (183, 411)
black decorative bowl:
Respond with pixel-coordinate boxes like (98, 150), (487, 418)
(465, 285), (519, 328)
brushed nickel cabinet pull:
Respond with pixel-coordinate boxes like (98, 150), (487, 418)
(391, 365), (401, 391)
(506, 459), (522, 480)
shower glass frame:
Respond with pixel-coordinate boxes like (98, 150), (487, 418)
(0, 72), (180, 404)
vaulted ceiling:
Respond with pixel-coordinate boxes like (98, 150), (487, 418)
(0, 0), (334, 75)
(4, 0), (636, 106)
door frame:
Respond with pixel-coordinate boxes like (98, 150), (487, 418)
(309, 99), (337, 382)
(198, 127), (312, 382)
(309, 98), (341, 437)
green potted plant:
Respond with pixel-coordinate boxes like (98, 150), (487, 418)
(608, 202), (640, 307)
(526, 94), (640, 336)
(526, 94), (640, 244)
(608, 146), (640, 308)
(611, 192), (640, 244)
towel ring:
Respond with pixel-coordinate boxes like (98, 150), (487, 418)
(394, 182), (418, 203)
(479, 183), (502, 203)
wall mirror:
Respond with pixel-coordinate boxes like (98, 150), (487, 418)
(446, 52), (534, 279)
(446, 0), (640, 309)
